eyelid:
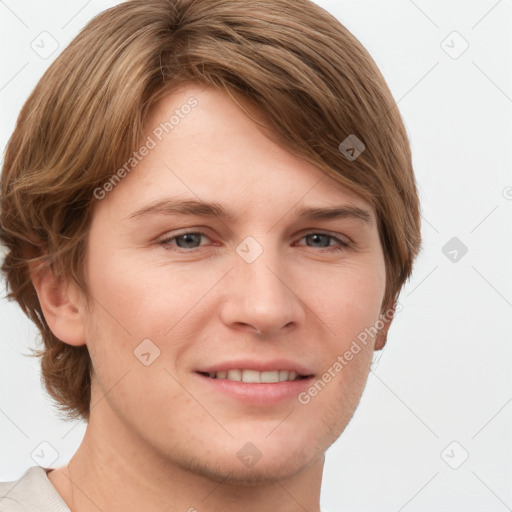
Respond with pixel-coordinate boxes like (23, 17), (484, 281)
(295, 229), (351, 246)
(158, 228), (351, 251)
(158, 230), (213, 247)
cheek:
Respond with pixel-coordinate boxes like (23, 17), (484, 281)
(296, 255), (385, 407)
(84, 239), (202, 339)
(301, 255), (386, 344)
(82, 244), (222, 402)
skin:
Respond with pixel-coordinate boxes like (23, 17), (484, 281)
(34, 83), (393, 512)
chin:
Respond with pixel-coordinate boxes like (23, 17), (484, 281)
(180, 447), (319, 487)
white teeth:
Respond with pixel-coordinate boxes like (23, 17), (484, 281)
(242, 369), (261, 383)
(227, 369), (242, 381)
(206, 369), (303, 383)
(261, 371), (279, 383)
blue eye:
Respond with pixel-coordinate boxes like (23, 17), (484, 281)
(299, 233), (349, 251)
(158, 231), (350, 252)
(160, 232), (208, 250)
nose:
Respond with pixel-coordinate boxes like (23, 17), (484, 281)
(219, 244), (305, 338)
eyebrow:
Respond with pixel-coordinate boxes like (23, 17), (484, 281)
(128, 198), (372, 224)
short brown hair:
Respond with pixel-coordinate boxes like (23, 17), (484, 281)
(0, 0), (421, 421)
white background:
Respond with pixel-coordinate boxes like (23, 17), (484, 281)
(1, 1), (511, 510)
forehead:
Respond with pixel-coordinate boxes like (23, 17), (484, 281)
(97, 83), (374, 221)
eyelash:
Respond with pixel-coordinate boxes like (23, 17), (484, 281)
(157, 230), (350, 252)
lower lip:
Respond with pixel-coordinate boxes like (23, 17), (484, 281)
(196, 373), (315, 406)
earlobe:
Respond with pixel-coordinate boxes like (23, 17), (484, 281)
(374, 299), (397, 351)
(30, 263), (86, 347)
(374, 330), (388, 351)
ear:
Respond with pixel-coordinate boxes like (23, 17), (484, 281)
(30, 263), (86, 347)
(374, 298), (398, 351)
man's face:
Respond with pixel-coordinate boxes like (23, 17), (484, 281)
(81, 83), (387, 484)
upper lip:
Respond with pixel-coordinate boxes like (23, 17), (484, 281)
(196, 359), (314, 376)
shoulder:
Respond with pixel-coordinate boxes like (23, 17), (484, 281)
(0, 466), (70, 512)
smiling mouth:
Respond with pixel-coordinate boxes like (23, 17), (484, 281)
(198, 369), (310, 383)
